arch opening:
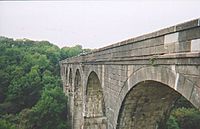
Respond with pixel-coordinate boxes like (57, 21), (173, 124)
(65, 67), (68, 83)
(116, 80), (199, 129)
(68, 68), (72, 92)
(64, 67), (68, 93)
(84, 71), (107, 129)
(73, 69), (83, 129)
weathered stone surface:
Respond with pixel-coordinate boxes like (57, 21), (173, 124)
(191, 38), (200, 52)
(164, 32), (179, 44)
(176, 18), (200, 31)
(190, 86), (200, 110)
(179, 27), (200, 42)
(175, 40), (191, 52)
(60, 18), (200, 129)
(84, 117), (107, 129)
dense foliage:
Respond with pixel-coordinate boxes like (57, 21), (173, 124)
(166, 97), (200, 129)
(0, 36), (89, 129)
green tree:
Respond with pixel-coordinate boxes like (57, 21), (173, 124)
(18, 87), (69, 129)
(0, 119), (16, 129)
(171, 108), (200, 129)
(0, 36), (89, 129)
(166, 116), (180, 129)
(60, 45), (83, 60)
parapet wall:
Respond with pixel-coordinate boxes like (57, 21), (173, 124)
(61, 18), (200, 64)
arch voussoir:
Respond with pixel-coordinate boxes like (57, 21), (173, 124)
(115, 66), (198, 129)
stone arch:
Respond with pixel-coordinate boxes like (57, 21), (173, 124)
(84, 71), (107, 129)
(73, 69), (84, 129)
(115, 66), (200, 129)
(116, 80), (181, 129)
(85, 71), (105, 117)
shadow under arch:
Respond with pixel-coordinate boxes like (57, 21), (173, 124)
(64, 66), (68, 93)
(84, 71), (107, 129)
(69, 68), (72, 89)
(115, 66), (200, 129)
(65, 66), (68, 84)
(73, 69), (83, 129)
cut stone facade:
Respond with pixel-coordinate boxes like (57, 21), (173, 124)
(60, 18), (200, 129)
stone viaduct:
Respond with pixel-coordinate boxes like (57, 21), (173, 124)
(60, 18), (200, 129)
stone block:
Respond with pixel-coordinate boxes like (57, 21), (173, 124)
(164, 33), (179, 53)
(191, 38), (200, 52)
(176, 19), (199, 31)
(175, 41), (191, 52)
(190, 86), (200, 109)
(179, 27), (200, 42)
(167, 43), (176, 53)
(164, 32), (179, 44)
(155, 45), (166, 54)
(175, 66), (191, 75)
(176, 75), (194, 99)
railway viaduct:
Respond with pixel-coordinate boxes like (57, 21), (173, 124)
(60, 18), (200, 129)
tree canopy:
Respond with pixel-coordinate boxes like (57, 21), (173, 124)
(0, 36), (89, 129)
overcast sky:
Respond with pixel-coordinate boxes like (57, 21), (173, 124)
(0, 1), (199, 49)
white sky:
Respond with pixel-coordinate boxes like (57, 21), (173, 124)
(0, 0), (199, 49)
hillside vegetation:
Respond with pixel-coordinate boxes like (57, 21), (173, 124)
(0, 36), (90, 129)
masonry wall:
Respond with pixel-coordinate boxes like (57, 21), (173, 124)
(60, 18), (200, 129)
